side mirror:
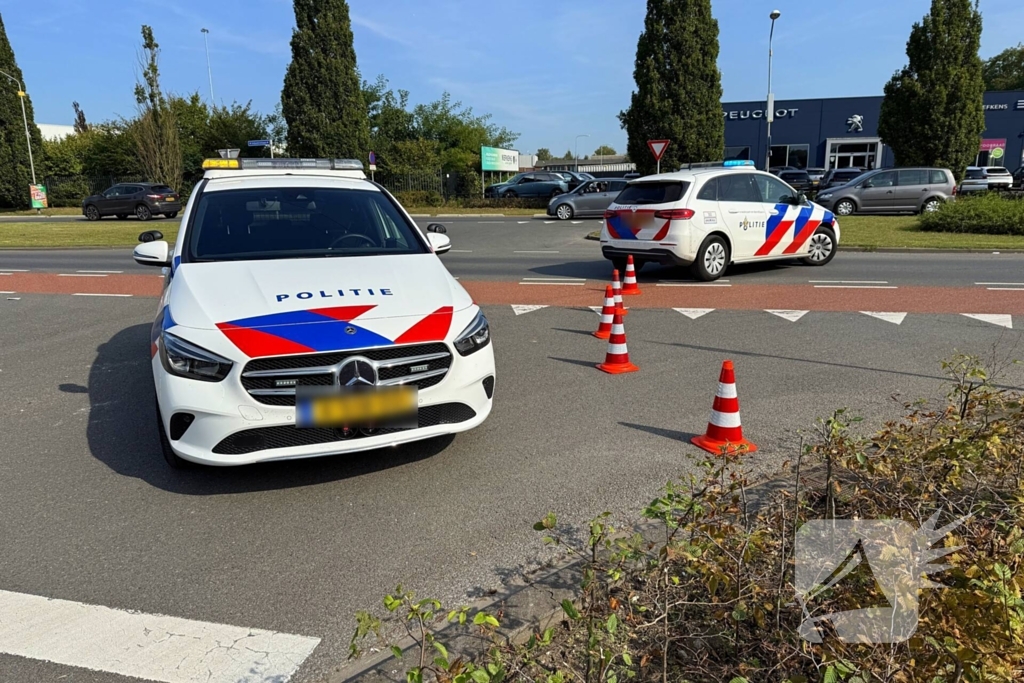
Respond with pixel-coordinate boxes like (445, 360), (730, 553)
(426, 223), (447, 234)
(797, 192), (808, 204)
(427, 232), (451, 255)
(134, 240), (171, 267)
(139, 230), (164, 243)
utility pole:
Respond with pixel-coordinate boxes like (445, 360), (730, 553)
(201, 28), (215, 103)
(765, 10), (781, 172)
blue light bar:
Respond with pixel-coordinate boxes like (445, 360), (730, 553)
(723, 160), (755, 167)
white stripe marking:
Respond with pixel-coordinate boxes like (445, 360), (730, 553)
(512, 304), (548, 315)
(962, 313), (1013, 329)
(543, 221), (556, 224)
(657, 283), (731, 287)
(517, 221), (529, 224)
(0, 589), (320, 683)
(659, 279), (730, 283)
(449, 249), (473, 253)
(518, 282), (585, 286)
(814, 285), (898, 289)
(571, 221), (583, 224)
(674, 308), (714, 319)
(521, 277), (586, 281)
(0, 268), (29, 272)
(986, 288), (1024, 291)
(59, 273), (107, 277)
(975, 282), (1024, 286)
(860, 311), (907, 325)
(717, 382), (738, 399)
(809, 280), (889, 284)
(709, 410), (742, 428)
(0, 291), (15, 294)
(514, 250), (560, 253)
(589, 306), (603, 313)
(72, 293), (133, 298)
(766, 309), (809, 322)
(77, 270), (123, 274)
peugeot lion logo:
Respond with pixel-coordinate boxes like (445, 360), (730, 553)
(846, 114), (864, 133)
(336, 358), (377, 387)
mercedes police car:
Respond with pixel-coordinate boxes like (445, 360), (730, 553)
(600, 160), (839, 281)
(132, 158), (494, 468)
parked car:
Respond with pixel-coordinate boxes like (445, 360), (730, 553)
(815, 167), (955, 216)
(958, 166), (1014, 194)
(547, 178), (629, 220)
(818, 167), (866, 191)
(773, 169), (813, 194)
(484, 172), (568, 199)
(552, 170), (595, 192)
(806, 167), (826, 188)
(1013, 166), (1024, 190)
(82, 183), (181, 221)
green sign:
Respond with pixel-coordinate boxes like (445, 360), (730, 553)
(481, 146), (519, 172)
(29, 184), (47, 209)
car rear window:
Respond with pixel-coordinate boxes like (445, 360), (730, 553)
(965, 168), (986, 179)
(150, 185), (174, 193)
(988, 168), (1010, 176)
(615, 181), (689, 205)
(186, 186), (429, 262)
(929, 170), (948, 184)
(781, 172), (810, 181)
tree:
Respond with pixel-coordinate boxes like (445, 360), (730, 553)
(983, 43), (1024, 91)
(594, 145), (617, 156)
(0, 12), (44, 208)
(536, 148), (552, 162)
(561, 149), (574, 160)
(878, 0), (985, 181)
(619, 0), (724, 175)
(282, 0), (370, 158)
(72, 101), (89, 134)
(133, 25), (182, 189)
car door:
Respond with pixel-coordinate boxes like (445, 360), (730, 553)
(97, 185), (125, 214)
(516, 174), (539, 197)
(572, 180), (600, 214)
(122, 185), (144, 214)
(715, 173), (768, 260)
(580, 180), (612, 214)
(857, 170), (896, 212)
(750, 173), (809, 257)
(893, 169), (929, 211)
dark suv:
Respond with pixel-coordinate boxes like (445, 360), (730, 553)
(82, 183), (182, 221)
(819, 167), (867, 191)
(773, 169), (813, 194)
(484, 172), (569, 199)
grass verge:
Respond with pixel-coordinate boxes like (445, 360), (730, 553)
(0, 207), (84, 217)
(839, 215), (1024, 249)
(0, 222), (178, 248)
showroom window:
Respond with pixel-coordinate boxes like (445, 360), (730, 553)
(724, 146), (750, 161)
(769, 144), (809, 169)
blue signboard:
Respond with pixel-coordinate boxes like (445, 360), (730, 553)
(247, 139), (271, 147)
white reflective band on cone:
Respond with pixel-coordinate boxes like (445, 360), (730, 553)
(611, 325), (625, 334)
(717, 382), (738, 399)
(607, 343), (629, 355)
(710, 410), (742, 428)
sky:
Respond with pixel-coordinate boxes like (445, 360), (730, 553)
(3, 0), (1024, 157)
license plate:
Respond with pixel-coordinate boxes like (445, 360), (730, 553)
(296, 385), (417, 429)
(165, 195), (177, 201)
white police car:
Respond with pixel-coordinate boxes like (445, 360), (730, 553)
(133, 158), (494, 467)
(600, 161), (839, 281)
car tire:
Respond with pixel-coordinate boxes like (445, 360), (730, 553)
(165, 211), (178, 219)
(501, 190), (517, 199)
(834, 198), (856, 217)
(116, 213), (128, 220)
(691, 235), (729, 282)
(921, 198), (941, 214)
(135, 204), (152, 221)
(555, 203), (574, 220)
(156, 401), (193, 470)
(84, 205), (101, 221)
(801, 226), (837, 266)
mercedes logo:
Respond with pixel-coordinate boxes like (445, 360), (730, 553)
(336, 357), (377, 387)
(344, 326), (357, 335)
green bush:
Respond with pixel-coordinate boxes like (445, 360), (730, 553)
(393, 190), (444, 207)
(919, 192), (1024, 235)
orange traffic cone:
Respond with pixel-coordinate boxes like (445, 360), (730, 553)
(596, 309), (639, 374)
(622, 255), (642, 295)
(691, 360), (757, 455)
(611, 269), (627, 315)
(593, 285), (615, 339)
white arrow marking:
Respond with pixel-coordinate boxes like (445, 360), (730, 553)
(766, 309), (808, 322)
(674, 308), (714, 320)
(962, 313), (1013, 329)
(589, 306), (603, 314)
(860, 311), (907, 325)
(512, 304), (549, 316)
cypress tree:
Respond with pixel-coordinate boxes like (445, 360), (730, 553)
(619, 0), (724, 175)
(0, 13), (44, 208)
(282, 0), (370, 159)
(878, 0), (985, 181)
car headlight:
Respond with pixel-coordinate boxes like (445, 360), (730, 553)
(818, 193), (833, 201)
(159, 331), (233, 381)
(453, 310), (491, 356)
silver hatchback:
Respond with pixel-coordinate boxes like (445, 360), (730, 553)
(815, 167), (955, 216)
(547, 178), (629, 220)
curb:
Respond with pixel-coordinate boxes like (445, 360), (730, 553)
(333, 464), (825, 682)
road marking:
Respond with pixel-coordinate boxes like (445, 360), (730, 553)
(861, 311), (907, 325)
(975, 282), (1024, 286)
(766, 309), (809, 322)
(986, 288), (1024, 291)
(59, 273), (107, 277)
(674, 308), (714, 320)
(657, 283), (732, 287)
(0, 268), (28, 272)
(512, 304), (549, 315)
(449, 249), (474, 253)
(962, 313), (1013, 329)
(518, 281), (585, 286)
(0, 589), (320, 683)
(809, 280), (889, 284)
(0, 291), (15, 294)
(659, 279), (730, 283)
(514, 250), (560, 254)
(543, 221), (556, 224)
(588, 306), (602, 314)
(77, 270), (123, 274)
(571, 221), (583, 224)
(521, 277), (585, 281)
(814, 285), (898, 289)
(72, 293), (133, 297)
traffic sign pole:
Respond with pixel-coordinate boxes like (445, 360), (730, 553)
(647, 140), (670, 175)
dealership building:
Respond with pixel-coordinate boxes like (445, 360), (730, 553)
(722, 90), (1024, 172)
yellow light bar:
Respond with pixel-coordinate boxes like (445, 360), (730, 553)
(202, 158), (240, 169)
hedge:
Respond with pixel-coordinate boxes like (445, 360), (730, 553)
(919, 192), (1024, 235)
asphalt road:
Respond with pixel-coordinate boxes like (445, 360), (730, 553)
(2, 221), (1024, 682)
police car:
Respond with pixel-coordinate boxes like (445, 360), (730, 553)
(133, 158), (494, 468)
(600, 161), (839, 281)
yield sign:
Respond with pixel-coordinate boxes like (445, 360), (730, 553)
(647, 139), (670, 161)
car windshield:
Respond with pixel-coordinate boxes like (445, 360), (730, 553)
(503, 173), (526, 184)
(186, 187), (429, 262)
(615, 181), (690, 205)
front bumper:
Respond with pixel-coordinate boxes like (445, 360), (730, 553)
(154, 342), (495, 466)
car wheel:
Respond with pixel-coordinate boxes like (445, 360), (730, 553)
(156, 401), (193, 470)
(116, 213), (128, 220)
(555, 203), (574, 220)
(165, 211), (178, 219)
(502, 190), (517, 199)
(135, 204), (152, 221)
(921, 198), (941, 214)
(834, 199), (856, 216)
(801, 226), (837, 266)
(84, 205), (100, 221)
(692, 235), (729, 282)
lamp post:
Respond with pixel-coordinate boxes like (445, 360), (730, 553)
(0, 69), (37, 196)
(765, 9), (781, 172)
(201, 28), (215, 103)
(575, 134), (589, 172)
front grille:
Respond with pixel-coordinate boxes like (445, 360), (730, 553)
(212, 403), (477, 455)
(240, 342), (452, 406)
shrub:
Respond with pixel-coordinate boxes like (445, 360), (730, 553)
(394, 190), (443, 207)
(919, 192), (1024, 235)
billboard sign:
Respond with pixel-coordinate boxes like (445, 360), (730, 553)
(481, 146), (519, 172)
(980, 138), (1006, 161)
(30, 184), (47, 209)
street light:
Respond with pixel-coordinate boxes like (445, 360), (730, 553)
(201, 28), (215, 103)
(765, 9), (781, 172)
(0, 69), (37, 191)
(575, 134), (589, 172)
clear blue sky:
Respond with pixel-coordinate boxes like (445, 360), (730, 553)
(4, 0), (1023, 156)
